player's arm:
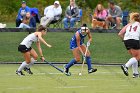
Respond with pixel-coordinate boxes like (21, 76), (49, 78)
(75, 32), (84, 55)
(118, 23), (130, 40)
(36, 41), (45, 61)
(37, 33), (52, 48)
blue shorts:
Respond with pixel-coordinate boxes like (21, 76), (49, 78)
(70, 41), (83, 50)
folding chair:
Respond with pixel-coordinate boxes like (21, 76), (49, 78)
(30, 8), (41, 23)
(48, 15), (62, 28)
(122, 11), (129, 26)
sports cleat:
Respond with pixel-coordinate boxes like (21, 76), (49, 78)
(24, 67), (33, 74)
(88, 68), (97, 74)
(16, 70), (25, 76)
(121, 65), (129, 76)
(63, 65), (71, 76)
(133, 73), (139, 78)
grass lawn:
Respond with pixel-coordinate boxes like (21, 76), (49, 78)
(0, 32), (130, 63)
(0, 64), (140, 93)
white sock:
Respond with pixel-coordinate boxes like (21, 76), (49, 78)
(18, 61), (28, 71)
(125, 57), (137, 68)
(26, 58), (37, 69)
(132, 62), (139, 74)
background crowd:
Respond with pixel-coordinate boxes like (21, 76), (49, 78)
(1, 0), (140, 29)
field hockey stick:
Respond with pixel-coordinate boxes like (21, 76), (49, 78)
(79, 45), (89, 75)
(43, 59), (64, 73)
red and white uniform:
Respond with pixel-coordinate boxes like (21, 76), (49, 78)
(124, 22), (140, 40)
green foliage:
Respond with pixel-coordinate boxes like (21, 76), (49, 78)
(0, 0), (140, 22)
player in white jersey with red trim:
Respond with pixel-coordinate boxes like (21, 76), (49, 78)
(118, 12), (140, 78)
(16, 25), (52, 76)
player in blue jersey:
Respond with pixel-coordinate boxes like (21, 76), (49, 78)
(64, 24), (97, 76)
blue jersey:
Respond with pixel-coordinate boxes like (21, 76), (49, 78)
(70, 29), (87, 50)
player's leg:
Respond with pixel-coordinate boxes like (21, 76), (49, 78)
(131, 49), (140, 78)
(24, 48), (38, 74)
(80, 45), (97, 73)
(121, 49), (139, 76)
(64, 48), (80, 75)
(16, 52), (31, 76)
(132, 62), (139, 78)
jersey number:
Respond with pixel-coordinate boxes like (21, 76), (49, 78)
(129, 26), (138, 32)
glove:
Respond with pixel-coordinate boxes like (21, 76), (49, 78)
(87, 41), (90, 47)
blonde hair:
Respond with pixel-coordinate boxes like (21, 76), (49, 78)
(95, 4), (105, 13)
(129, 12), (140, 22)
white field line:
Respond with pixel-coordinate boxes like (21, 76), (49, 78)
(55, 86), (88, 89)
(7, 87), (33, 90)
(35, 71), (122, 75)
(0, 71), (123, 76)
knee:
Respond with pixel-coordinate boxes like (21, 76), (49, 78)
(70, 19), (75, 22)
(75, 58), (80, 62)
(106, 16), (111, 20)
(116, 17), (121, 22)
(41, 17), (46, 21)
(20, 23), (24, 25)
(136, 55), (140, 61)
(31, 57), (37, 62)
(63, 18), (67, 23)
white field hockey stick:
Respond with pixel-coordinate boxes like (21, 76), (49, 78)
(79, 45), (89, 75)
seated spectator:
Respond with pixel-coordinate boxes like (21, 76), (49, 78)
(16, 1), (30, 27)
(91, 4), (108, 29)
(40, 1), (62, 27)
(93, 4), (107, 21)
(105, 1), (122, 29)
(63, 0), (79, 29)
(18, 12), (36, 28)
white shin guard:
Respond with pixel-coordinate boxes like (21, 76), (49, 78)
(18, 61), (29, 71)
(132, 62), (139, 74)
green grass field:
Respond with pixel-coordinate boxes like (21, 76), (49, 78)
(0, 32), (130, 63)
(0, 32), (139, 93)
(0, 64), (140, 93)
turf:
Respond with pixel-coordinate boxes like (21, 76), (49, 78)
(0, 32), (130, 63)
(0, 64), (140, 93)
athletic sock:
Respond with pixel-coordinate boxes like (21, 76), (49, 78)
(18, 61), (29, 71)
(125, 57), (137, 68)
(66, 59), (77, 69)
(132, 62), (139, 74)
(86, 56), (92, 70)
(26, 58), (37, 69)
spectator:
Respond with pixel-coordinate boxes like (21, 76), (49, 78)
(18, 12), (36, 28)
(105, 1), (122, 29)
(40, 1), (62, 27)
(16, 1), (30, 27)
(63, 0), (79, 29)
(93, 4), (107, 21)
